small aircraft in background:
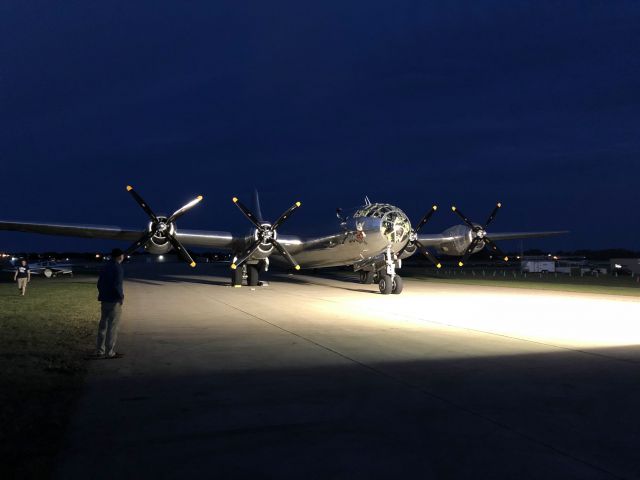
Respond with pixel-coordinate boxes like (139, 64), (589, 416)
(0, 187), (567, 294)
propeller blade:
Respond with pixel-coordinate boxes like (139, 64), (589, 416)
(451, 205), (476, 229)
(272, 201), (302, 231)
(124, 230), (156, 255)
(271, 239), (301, 271)
(167, 234), (197, 267)
(483, 237), (509, 262)
(232, 197), (263, 229)
(484, 202), (502, 228)
(126, 185), (159, 223)
(230, 240), (261, 270)
(415, 241), (442, 269)
(166, 195), (203, 224)
(415, 205), (438, 233)
(458, 237), (481, 267)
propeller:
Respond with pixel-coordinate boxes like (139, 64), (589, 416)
(451, 202), (509, 267)
(231, 196), (302, 271)
(124, 185), (203, 267)
(397, 205), (442, 269)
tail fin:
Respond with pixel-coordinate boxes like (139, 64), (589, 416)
(253, 189), (264, 223)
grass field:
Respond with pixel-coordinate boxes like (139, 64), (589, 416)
(0, 277), (98, 479)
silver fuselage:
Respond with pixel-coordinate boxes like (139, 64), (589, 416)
(264, 203), (413, 269)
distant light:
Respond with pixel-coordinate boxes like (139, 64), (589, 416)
(95, 254), (101, 258)
(158, 255), (164, 261)
(11, 257), (17, 261)
(65, 258), (69, 261)
(615, 264), (622, 269)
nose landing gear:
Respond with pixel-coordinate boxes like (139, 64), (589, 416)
(357, 247), (404, 294)
(359, 246), (402, 295)
(377, 272), (403, 294)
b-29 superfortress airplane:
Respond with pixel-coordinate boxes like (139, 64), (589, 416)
(0, 187), (566, 294)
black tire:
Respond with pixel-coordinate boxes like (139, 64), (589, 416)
(392, 275), (404, 294)
(378, 274), (393, 295)
(247, 265), (259, 286)
(359, 271), (375, 284)
(231, 267), (243, 286)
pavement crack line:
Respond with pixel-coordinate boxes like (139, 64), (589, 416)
(211, 293), (627, 480)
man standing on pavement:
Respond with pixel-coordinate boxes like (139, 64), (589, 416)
(14, 258), (31, 296)
(95, 248), (125, 359)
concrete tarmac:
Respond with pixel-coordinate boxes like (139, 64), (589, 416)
(55, 264), (640, 479)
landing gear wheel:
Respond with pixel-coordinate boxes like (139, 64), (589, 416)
(392, 275), (403, 294)
(359, 271), (375, 284)
(378, 274), (393, 295)
(231, 267), (243, 287)
(43, 268), (53, 279)
(247, 265), (259, 286)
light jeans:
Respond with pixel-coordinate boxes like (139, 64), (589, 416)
(96, 302), (122, 356)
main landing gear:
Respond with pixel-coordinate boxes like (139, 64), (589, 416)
(358, 247), (404, 295)
(231, 261), (265, 287)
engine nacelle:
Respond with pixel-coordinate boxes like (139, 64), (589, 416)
(435, 225), (484, 256)
(144, 236), (173, 255)
(143, 216), (175, 254)
(249, 225), (275, 261)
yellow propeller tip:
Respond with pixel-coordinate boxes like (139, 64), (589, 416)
(296, 201), (301, 207)
(433, 205), (438, 210)
(497, 202), (502, 207)
(458, 261), (464, 267)
(126, 185), (133, 191)
(436, 263), (442, 269)
(190, 262), (196, 268)
(295, 265), (301, 270)
(504, 257), (509, 262)
(231, 264), (237, 270)
(197, 195), (203, 201)
(232, 197), (238, 203)
(452, 206), (457, 211)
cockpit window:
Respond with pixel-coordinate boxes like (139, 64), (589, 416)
(354, 204), (411, 244)
(353, 204), (394, 219)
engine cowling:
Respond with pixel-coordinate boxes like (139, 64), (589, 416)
(436, 225), (484, 256)
(143, 216), (175, 254)
(248, 224), (275, 260)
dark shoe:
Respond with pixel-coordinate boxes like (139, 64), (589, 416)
(106, 352), (124, 359)
(86, 353), (105, 360)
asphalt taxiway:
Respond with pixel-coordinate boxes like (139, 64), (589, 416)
(55, 265), (640, 479)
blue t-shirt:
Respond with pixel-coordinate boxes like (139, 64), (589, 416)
(16, 264), (30, 278)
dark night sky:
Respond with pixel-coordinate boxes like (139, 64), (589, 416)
(1, 1), (639, 253)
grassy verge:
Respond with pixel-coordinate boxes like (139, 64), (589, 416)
(0, 277), (98, 479)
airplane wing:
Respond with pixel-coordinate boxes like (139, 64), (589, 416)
(416, 230), (568, 247)
(0, 220), (239, 250)
(483, 231), (569, 241)
(0, 220), (143, 241)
